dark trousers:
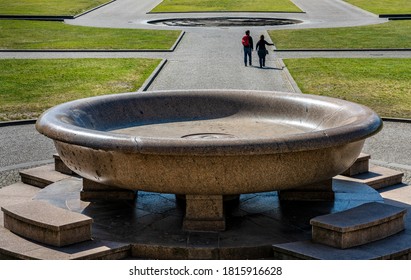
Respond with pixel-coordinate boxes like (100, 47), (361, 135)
(258, 50), (267, 68)
(244, 47), (252, 65)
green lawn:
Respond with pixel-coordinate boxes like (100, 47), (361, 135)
(0, 0), (110, 16)
(284, 58), (411, 119)
(0, 20), (181, 50)
(0, 59), (161, 121)
(269, 21), (411, 50)
(345, 0), (411, 15)
(151, 0), (301, 13)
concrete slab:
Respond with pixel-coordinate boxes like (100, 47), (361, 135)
(0, 227), (45, 260)
(0, 182), (40, 199)
(20, 164), (73, 188)
(24, 240), (131, 260)
(311, 202), (406, 248)
(381, 184), (411, 206)
(0, 182), (40, 225)
(337, 165), (404, 190)
(273, 222), (411, 260)
(273, 240), (381, 260)
(0, 227), (130, 260)
(2, 200), (93, 247)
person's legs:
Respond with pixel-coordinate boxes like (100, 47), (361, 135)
(248, 49), (252, 66)
(244, 47), (252, 66)
(258, 51), (264, 68)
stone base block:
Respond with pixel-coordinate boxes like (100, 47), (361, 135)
(279, 179), (334, 201)
(183, 195), (225, 232)
(81, 179), (136, 201)
(341, 153), (370, 176)
(80, 190), (137, 201)
(176, 194), (240, 205)
(311, 202), (406, 249)
(2, 201), (92, 247)
(53, 154), (76, 175)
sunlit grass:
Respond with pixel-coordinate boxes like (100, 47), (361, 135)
(269, 21), (411, 50)
(0, 59), (161, 121)
(151, 0), (301, 13)
(0, 0), (110, 16)
(284, 58), (411, 118)
(0, 20), (181, 50)
(344, 0), (411, 15)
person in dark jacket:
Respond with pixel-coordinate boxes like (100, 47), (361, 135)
(255, 35), (274, 68)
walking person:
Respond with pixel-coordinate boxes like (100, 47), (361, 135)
(256, 35), (274, 68)
(242, 30), (253, 66)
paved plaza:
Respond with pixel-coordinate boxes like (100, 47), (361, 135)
(0, 0), (410, 259)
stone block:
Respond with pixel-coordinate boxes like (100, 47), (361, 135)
(80, 178), (136, 201)
(279, 179), (334, 201)
(341, 153), (370, 176)
(183, 195), (225, 232)
(337, 165), (403, 190)
(2, 201), (92, 247)
(310, 202), (406, 249)
(53, 153), (76, 175)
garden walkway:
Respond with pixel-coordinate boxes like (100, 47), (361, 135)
(0, 0), (410, 187)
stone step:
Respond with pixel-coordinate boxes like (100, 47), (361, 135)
(0, 180), (131, 259)
(336, 165), (404, 190)
(273, 201), (411, 260)
(19, 164), (73, 188)
(273, 231), (411, 260)
(2, 200), (92, 247)
(310, 202), (406, 249)
(341, 153), (370, 176)
(0, 226), (131, 259)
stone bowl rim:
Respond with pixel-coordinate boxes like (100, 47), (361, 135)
(35, 90), (382, 155)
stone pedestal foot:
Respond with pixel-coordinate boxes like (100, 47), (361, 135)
(183, 195), (225, 232)
(279, 179), (334, 201)
(80, 178), (137, 201)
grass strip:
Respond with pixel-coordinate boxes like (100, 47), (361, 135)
(0, 58), (161, 121)
(0, 0), (110, 16)
(269, 21), (411, 50)
(344, 0), (411, 15)
(0, 20), (181, 50)
(151, 0), (301, 13)
(284, 58), (411, 119)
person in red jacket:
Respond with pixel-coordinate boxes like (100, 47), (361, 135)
(242, 30), (254, 66)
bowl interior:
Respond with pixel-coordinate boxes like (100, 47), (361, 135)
(37, 90), (382, 154)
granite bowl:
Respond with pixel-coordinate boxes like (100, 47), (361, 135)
(36, 90), (382, 195)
